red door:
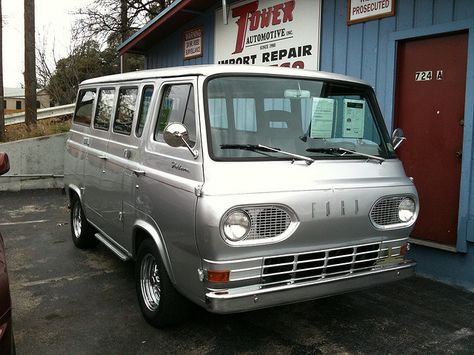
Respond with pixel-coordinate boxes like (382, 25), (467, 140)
(394, 32), (467, 246)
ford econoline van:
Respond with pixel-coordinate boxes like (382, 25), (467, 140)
(64, 65), (418, 327)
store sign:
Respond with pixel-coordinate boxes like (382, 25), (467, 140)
(215, 0), (321, 70)
(183, 27), (203, 60)
(347, 0), (395, 25)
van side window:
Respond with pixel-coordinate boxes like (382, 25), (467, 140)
(114, 87), (138, 135)
(154, 84), (195, 145)
(94, 88), (115, 131)
(74, 89), (96, 126)
(136, 85), (154, 137)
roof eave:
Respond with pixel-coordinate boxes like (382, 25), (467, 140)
(117, 0), (190, 55)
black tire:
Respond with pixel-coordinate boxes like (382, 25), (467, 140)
(70, 195), (98, 249)
(135, 239), (190, 328)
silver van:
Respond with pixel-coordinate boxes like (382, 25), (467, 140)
(64, 65), (418, 327)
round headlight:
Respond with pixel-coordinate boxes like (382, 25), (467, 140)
(223, 210), (251, 241)
(398, 197), (416, 222)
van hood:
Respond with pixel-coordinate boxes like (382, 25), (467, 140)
(202, 159), (412, 196)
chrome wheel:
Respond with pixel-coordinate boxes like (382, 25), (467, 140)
(72, 201), (82, 239)
(140, 253), (161, 312)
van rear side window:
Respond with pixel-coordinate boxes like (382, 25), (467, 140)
(114, 87), (138, 135)
(74, 89), (96, 126)
(94, 88), (116, 131)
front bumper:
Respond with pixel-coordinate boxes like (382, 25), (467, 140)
(205, 260), (415, 313)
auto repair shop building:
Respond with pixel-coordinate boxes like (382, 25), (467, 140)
(118, 0), (474, 290)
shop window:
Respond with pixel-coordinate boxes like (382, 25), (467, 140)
(233, 98), (256, 132)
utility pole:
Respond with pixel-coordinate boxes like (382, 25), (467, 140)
(24, 0), (37, 127)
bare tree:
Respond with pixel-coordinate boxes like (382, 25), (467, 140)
(0, 0), (5, 141)
(24, 0), (37, 126)
(74, 0), (173, 46)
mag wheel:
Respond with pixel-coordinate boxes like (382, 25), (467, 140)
(70, 196), (98, 249)
(135, 239), (191, 328)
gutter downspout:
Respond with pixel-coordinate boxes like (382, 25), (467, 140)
(222, 0), (228, 25)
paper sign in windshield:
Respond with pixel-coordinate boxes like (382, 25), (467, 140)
(310, 98), (335, 138)
(343, 99), (365, 138)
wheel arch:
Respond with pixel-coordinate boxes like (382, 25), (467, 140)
(65, 184), (82, 204)
(133, 220), (176, 284)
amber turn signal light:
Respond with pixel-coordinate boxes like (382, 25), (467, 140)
(207, 270), (230, 283)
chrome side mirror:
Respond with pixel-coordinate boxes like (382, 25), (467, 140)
(163, 123), (198, 159)
(391, 128), (406, 150)
(0, 152), (10, 175)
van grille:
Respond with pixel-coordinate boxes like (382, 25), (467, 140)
(243, 206), (292, 240)
(370, 196), (405, 226)
(261, 242), (380, 287)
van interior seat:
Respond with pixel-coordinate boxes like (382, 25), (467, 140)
(260, 110), (303, 152)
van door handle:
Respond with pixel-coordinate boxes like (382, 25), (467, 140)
(83, 137), (90, 146)
(132, 169), (145, 177)
(98, 155), (108, 160)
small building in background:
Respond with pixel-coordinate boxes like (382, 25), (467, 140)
(4, 87), (53, 115)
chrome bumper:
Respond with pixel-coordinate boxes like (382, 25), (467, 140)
(205, 260), (416, 314)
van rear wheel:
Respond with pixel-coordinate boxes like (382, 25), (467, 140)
(135, 239), (190, 328)
(70, 195), (98, 249)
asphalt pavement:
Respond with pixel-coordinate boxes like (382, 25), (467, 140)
(0, 189), (473, 354)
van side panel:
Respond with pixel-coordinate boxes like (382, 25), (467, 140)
(136, 165), (204, 304)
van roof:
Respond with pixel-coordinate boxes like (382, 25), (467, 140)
(80, 65), (370, 87)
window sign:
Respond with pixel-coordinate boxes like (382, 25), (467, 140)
(347, 0), (395, 25)
(310, 97), (335, 138)
(342, 99), (365, 138)
(215, 0), (321, 70)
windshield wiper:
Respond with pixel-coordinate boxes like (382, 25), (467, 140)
(221, 144), (315, 165)
(306, 147), (385, 163)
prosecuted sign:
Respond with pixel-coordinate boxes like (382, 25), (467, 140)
(347, 0), (395, 25)
(215, 0), (321, 70)
(183, 27), (203, 60)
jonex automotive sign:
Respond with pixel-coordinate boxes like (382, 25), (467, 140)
(215, 0), (321, 70)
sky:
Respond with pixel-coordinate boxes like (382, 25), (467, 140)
(3, 0), (93, 88)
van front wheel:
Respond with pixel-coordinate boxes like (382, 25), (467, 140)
(135, 239), (190, 327)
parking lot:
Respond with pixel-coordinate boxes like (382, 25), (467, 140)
(0, 189), (473, 354)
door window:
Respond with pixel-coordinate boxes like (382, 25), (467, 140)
(74, 89), (96, 126)
(136, 85), (154, 137)
(94, 88), (115, 131)
(154, 84), (196, 146)
(113, 87), (138, 135)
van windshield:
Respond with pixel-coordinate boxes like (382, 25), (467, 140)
(205, 76), (396, 162)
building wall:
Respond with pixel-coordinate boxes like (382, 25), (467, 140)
(146, 9), (215, 69)
(320, 0), (474, 125)
(5, 98), (24, 113)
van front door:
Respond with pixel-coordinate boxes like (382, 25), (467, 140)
(137, 78), (203, 297)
